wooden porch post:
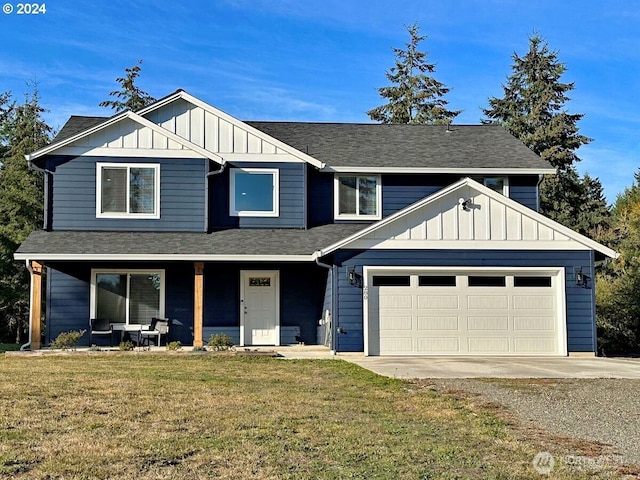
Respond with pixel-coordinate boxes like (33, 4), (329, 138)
(194, 262), (204, 347)
(30, 261), (43, 350)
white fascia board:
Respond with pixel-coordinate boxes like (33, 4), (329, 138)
(319, 177), (619, 259)
(347, 239), (592, 251)
(53, 147), (205, 159)
(322, 166), (557, 175)
(14, 253), (316, 262)
(176, 91), (325, 169)
(127, 112), (224, 164)
(26, 112), (130, 161)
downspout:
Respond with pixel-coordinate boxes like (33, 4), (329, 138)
(204, 162), (225, 232)
(536, 174), (544, 212)
(20, 260), (34, 351)
(26, 156), (53, 230)
(315, 255), (336, 353)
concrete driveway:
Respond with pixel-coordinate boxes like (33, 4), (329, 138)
(343, 355), (640, 378)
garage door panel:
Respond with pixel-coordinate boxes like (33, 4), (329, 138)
(468, 337), (510, 352)
(467, 295), (509, 309)
(513, 295), (554, 310)
(417, 295), (458, 309)
(514, 316), (556, 331)
(380, 337), (413, 353)
(417, 316), (459, 330)
(369, 269), (563, 356)
(417, 337), (460, 353)
(379, 316), (413, 330)
(467, 316), (509, 330)
(514, 337), (556, 353)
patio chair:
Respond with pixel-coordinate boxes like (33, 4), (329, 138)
(90, 318), (113, 346)
(139, 317), (170, 347)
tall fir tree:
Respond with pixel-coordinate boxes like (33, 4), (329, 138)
(482, 33), (608, 233)
(367, 23), (461, 125)
(99, 60), (156, 112)
(0, 87), (51, 343)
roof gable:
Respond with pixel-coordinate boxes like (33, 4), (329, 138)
(27, 91), (324, 168)
(320, 178), (618, 259)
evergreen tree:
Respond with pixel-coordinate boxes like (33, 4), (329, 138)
(99, 60), (156, 112)
(483, 34), (591, 171)
(0, 87), (51, 343)
(367, 23), (461, 125)
(482, 33), (607, 235)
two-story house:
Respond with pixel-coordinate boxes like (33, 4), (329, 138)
(15, 90), (617, 356)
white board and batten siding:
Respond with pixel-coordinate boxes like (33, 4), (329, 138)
(364, 267), (567, 356)
(55, 98), (298, 161)
(349, 185), (579, 251)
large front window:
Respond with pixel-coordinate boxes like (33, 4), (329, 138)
(97, 163), (160, 218)
(92, 270), (164, 325)
(230, 168), (279, 217)
(335, 175), (381, 219)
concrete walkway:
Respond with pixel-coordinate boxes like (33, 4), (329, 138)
(342, 355), (640, 379)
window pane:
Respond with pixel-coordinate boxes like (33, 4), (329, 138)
(96, 274), (127, 323)
(129, 167), (156, 214)
(514, 276), (552, 287)
(234, 172), (274, 212)
(338, 176), (357, 215)
(129, 274), (161, 324)
(484, 177), (505, 195)
(419, 276), (457, 287)
(468, 276), (506, 287)
(372, 276), (410, 286)
(101, 167), (127, 213)
(358, 177), (378, 215)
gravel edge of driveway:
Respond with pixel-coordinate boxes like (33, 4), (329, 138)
(424, 378), (640, 474)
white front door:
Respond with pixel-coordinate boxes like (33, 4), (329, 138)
(240, 271), (279, 346)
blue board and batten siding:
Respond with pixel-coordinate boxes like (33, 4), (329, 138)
(330, 249), (596, 353)
(47, 156), (208, 232)
(209, 162), (306, 229)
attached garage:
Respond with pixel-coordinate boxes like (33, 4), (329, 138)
(364, 267), (567, 356)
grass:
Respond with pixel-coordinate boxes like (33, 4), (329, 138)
(0, 355), (627, 479)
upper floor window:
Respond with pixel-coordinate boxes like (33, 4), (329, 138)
(334, 175), (381, 220)
(230, 168), (279, 217)
(482, 177), (509, 196)
(96, 163), (160, 219)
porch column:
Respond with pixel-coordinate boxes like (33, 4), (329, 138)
(193, 262), (204, 347)
(30, 261), (43, 350)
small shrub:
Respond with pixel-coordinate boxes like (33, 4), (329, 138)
(51, 330), (86, 350)
(207, 333), (234, 351)
(118, 341), (134, 351)
(167, 341), (182, 351)
(88, 345), (102, 352)
(192, 345), (207, 352)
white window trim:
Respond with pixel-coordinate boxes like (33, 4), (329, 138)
(334, 174), (382, 220)
(90, 269), (166, 326)
(96, 162), (161, 219)
(229, 168), (279, 217)
(482, 176), (509, 197)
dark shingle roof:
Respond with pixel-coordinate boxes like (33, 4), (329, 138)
(53, 115), (108, 143)
(52, 116), (551, 170)
(15, 224), (365, 258)
(246, 122), (551, 170)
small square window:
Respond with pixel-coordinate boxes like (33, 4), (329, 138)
(335, 175), (381, 219)
(97, 163), (159, 219)
(230, 168), (279, 217)
(482, 177), (508, 196)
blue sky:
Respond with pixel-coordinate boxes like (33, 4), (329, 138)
(1, 0), (638, 202)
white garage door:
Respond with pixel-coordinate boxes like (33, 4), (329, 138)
(366, 269), (565, 356)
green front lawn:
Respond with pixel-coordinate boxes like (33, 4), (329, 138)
(0, 355), (623, 479)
